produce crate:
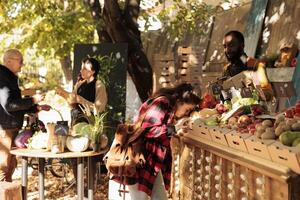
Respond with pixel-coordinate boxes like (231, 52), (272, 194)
(268, 141), (300, 173)
(191, 119), (212, 141)
(226, 132), (250, 153)
(209, 127), (231, 146)
(244, 136), (274, 160)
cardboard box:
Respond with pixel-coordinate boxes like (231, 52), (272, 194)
(244, 136), (274, 160)
(226, 132), (250, 153)
(268, 141), (300, 173)
(191, 119), (212, 141)
(210, 127), (231, 146)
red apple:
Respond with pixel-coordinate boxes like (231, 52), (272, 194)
(238, 115), (252, 125)
(216, 103), (227, 114)
(285, 109), (294, 118)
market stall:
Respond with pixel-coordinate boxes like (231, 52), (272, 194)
(168, 45), (300, 199)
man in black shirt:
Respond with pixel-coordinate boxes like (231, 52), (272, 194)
(0, 49), (51, 181)
(223, 30), (251, 78)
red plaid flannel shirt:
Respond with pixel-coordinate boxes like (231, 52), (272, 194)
(137, 96), (174, 195)
(113, 96), (175, 196)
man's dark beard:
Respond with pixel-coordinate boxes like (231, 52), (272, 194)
(225, 51), (243, 62)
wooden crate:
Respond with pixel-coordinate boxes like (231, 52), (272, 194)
(244, 136), (274, 160)
(226, 132), (250, 153)
(209, 127), (231, 146)
(191, 119), (212, 141)
(268, 141), (300, 173)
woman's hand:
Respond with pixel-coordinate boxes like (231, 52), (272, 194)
(37, 104), (51, 111)
(175, 117), (190, 136)
(32, 93), (45, 104)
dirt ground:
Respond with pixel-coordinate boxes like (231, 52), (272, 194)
(13, 159), (109, 200)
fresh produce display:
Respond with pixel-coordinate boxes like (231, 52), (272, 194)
(27, 131), (48, 149)
(14, 116), (47, 148)
(199, 93), (218, 109)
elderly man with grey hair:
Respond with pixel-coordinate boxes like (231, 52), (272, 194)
(0, 49), (51, 181)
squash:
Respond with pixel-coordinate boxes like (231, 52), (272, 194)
(66, 136), (89, 152)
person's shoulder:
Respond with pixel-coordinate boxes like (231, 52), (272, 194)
(246, 57), (262, 68)
(0, 65), (11, 79)
(151, 96), (170, 107)
(95, 79), (105, 87)
(224, 63), (231, 71)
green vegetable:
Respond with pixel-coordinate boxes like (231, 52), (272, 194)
(279, 131), (300, 146)
(80, 124), (93, 137)
(205, 116), (219, 126)
(292, 138), (300, 147)
(73, 122), (88, 135)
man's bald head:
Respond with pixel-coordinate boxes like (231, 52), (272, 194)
(3, 49), (23, 75)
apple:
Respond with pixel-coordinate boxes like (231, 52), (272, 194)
(215, 103), (227, 114)
(238, 115), (252, 125)
(285, 109), (294, 118)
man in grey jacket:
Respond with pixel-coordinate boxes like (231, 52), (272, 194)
(0, 49), (51, 181)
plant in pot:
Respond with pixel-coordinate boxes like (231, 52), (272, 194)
(72, 106), (109, 152)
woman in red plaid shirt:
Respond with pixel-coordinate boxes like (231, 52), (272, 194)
(126, 83), (200, 200)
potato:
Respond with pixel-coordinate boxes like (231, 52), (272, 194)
(286, 119), (297, 127)
(265, 127), (275, 133)
(282, 125), (291, 131)
(257, 125), (266, 133)
(255, 124), (262, 130)
(275, 126), (284, 136)
(278, 121), (286, 127)
(255, 131), (263, 139)
(262, 120), (273, 127)
(261, 132), (276, 139)
(292, 123), (300, 131)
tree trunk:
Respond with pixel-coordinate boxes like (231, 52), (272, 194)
(84, 0), (153, 102)
(59, 55), (72, 82)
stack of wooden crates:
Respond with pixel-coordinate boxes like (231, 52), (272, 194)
(152, 46), (203, 93)
(152, 54), (176, 92)
(177, 47), (202, 94)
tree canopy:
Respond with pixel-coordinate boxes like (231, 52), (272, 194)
(0, 0), (221, 100)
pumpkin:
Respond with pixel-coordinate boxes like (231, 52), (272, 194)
(66, 136), (89, 152)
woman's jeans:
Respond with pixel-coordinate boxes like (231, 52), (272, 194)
(128, 171), (168, 200)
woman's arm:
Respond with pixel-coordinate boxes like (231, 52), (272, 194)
(94, 80), (107, 113)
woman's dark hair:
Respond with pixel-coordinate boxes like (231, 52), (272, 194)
(151, 83), (201, 107)
(82, 57), (100, 78)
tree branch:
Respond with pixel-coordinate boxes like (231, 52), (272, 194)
(83, 0), (112, 42)
(124, 0), (141, 35)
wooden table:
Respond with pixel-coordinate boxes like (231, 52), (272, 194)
(10, 148), (108, 200)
